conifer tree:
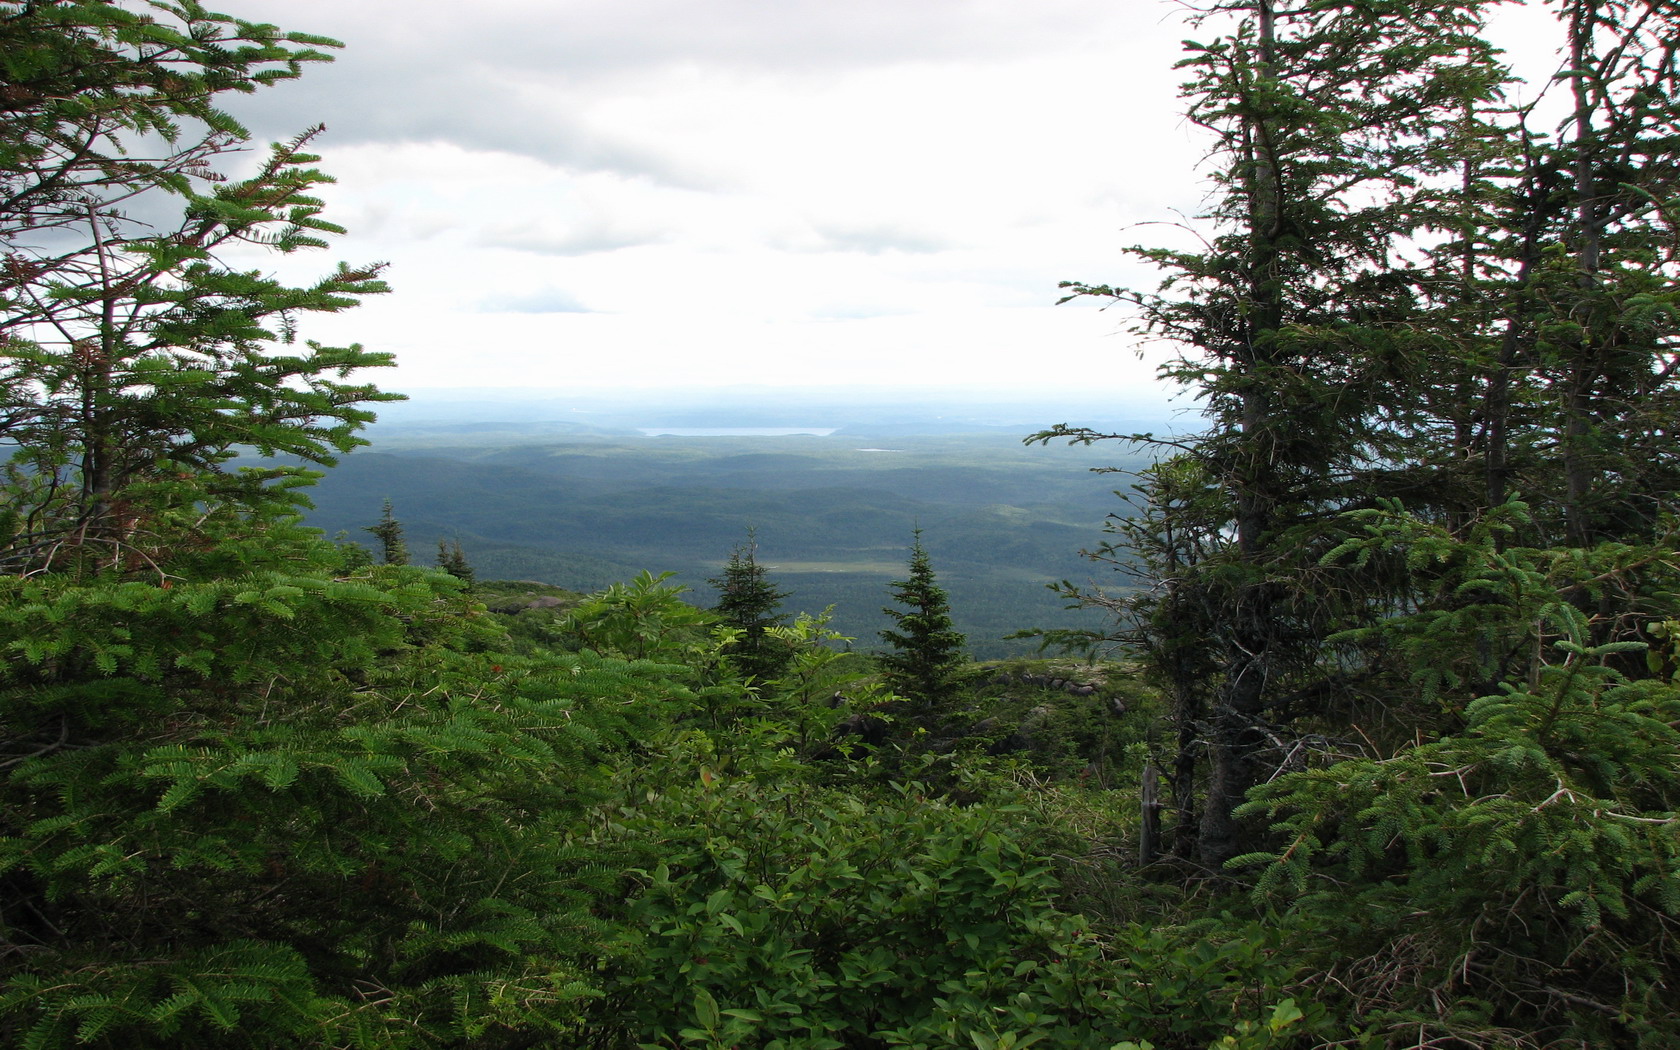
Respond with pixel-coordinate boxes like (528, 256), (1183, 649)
(878, 530), (970, 713)
(1450, 0), (1680, 560)
(0, 7), (686, 1045)
(1049, 2), (1680, 1036)
(1046, 0), (1510, 866)
(364, 499), (408, 566)
(708, 529), (791, 683)
(436, 536), (474, 585)
(0, 0), (395, 576)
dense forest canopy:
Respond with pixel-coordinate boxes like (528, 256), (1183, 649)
(1, 1), (1677, 1049)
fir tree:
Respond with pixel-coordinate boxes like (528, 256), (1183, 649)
(1044, 0), (1511, 866)
(436, 537), (474, 585)
(877, 530), (970, 713)
(1045, 1), (1680, 1037)
(0, 8), (677, 1044)
(364, 499), (408, 566)
(708, 530), (791, 683)
(0, 0), (395, 577)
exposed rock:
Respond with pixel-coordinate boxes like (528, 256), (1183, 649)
(832, 712), (890, 749)
(992, 669), (1105, 696)
(1001, 705), (1054, 752)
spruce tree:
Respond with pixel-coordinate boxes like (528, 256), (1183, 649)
(364, 499), (409, 566)
(436, 536), (474, 585)
(1048, 1), (1680, 1037)
(0, 8), (689, 1044)
(1045, 0), (1510, 866)
(877, 531), (970, 713)
(0, 0), (395, 579)
(708, 530), (791, 683)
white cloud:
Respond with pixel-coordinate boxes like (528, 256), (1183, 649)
(476, 287), (596, 314)
(208, 0), (1211, 397)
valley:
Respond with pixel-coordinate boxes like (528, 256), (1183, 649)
(299, 395), (1171, 658)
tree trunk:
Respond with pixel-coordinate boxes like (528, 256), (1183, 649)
(1198, 0), (1283, 870)
(1140, 762), (1162, 865)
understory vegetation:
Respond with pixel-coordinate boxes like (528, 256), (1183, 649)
(2, 1), (1678, 1048)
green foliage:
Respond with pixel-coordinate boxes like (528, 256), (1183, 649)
(473, 579), (588, 656)
(1096, 924), (1319, 1050)
(16, 4), (1680, 1048)
(435, 536), (474, 584)
(1237, 659), (1680, 1043)
(708, 530), (793, 684)
(757, 610), (888, 757)
(0, 8), (680, 1045)
(1043, 0), (1517, 866)
(0, 535), (706, 1047)
(1223, 508), (1680, 1044)
(586, 734), (1314, 1050)
(879, 530), (977, 714)
(1311, 499), (1678, 725)
(0, 0), (339, 238)
(559, 569), (719, 664)
(0, 0), (396, 578)
(365, 498), (409, 566)
(959, 662), (1161, 785)
(1039, 1), (1680, 1041)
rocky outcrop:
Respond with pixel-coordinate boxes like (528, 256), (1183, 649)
(987, 668), (1106, 700)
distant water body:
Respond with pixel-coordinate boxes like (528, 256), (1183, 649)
(637, 427), (838, 437)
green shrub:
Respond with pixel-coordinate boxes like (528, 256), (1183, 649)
(0, 542), (690, 1047)
(1237, 641), (1680, 1047)
(585, 732), (1316, 1049)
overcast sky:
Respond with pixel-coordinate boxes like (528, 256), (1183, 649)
(216, 0), (1561, 401)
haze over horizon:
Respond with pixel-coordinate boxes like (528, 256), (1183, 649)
(366, 382), (1193, 435)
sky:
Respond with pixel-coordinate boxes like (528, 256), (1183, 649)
(215, 0), (1565, 402)
(207, 0), (1202, 400)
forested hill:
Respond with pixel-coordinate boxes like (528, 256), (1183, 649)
(297, 403), (1169, 658)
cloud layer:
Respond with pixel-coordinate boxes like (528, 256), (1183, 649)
(216, 0), (1216, 394)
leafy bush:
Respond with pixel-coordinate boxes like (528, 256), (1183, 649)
(585, 731), (1315, 1049)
